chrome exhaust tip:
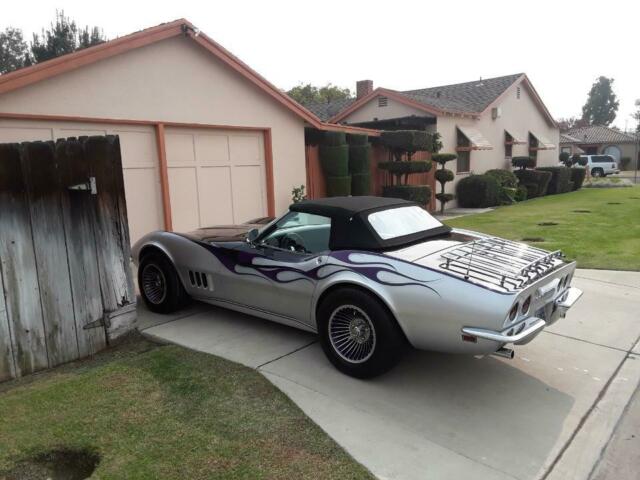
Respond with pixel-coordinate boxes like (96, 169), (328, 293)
(492, 347), (515, 359)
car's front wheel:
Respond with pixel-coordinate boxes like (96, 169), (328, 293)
(139, 253), (189, 313)
(317, 287), (406, 378)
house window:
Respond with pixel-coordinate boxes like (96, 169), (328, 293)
(378, 96), (388, 107)
(456, 129), (471, 173)
(504, 131), (513, 158)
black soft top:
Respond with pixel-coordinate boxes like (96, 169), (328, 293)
(290, 196), (451, 250)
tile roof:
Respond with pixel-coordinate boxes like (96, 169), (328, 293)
(560, 133), (582, 144)
(566, 125), (637, 144)
(302, 73), (523, 121)
(304, 97), (356, 122)
(399, 73), (523, 114)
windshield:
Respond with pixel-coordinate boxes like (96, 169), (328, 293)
(368, 206), (444, 240)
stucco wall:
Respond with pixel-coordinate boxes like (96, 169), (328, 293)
(343, 96), (435, 124)
(0, 36), (307, 215)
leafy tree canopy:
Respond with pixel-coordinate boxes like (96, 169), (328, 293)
(556, 116), (588, 132)
(633, 99), (640, 134)
(0, 10), (106, 75)
(581, 76), (619, 126)
(0, 27), (29, 74)
(287, 83), (352, 105)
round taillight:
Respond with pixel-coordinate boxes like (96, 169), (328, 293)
(521, 295), (532, 315)
(508, 302), (519, 322)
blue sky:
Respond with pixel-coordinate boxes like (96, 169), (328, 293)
(3, 0), (639, 130)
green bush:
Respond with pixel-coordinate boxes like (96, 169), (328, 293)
(382, 185), (431, 205)
(348, 144), (371, 174)
(380, 130), (441, 160)
(323, 131), (347, 146)
(346, 134), (368, 145)
(512, 156), (536, 170)
(570, 167), (587, 191)
(537, 166), (571, 194)
(523, 183), (538, 198)
(325, 175), (351, 197)
(515, 185), (528, 202)
(351, 173), (371, 196)
(434, 169), (455, 184)
(319, 145), (349, 176)
(514, 169), (552, 198)
(435, 192), (455, 203)
(456, 175), (500, 208)
(559, 151), (571, 167)
(486, 169), (518, 188)
(431, 153), (458, 166)
(379, 161), (432, 175)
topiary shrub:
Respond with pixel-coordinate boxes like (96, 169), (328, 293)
(537, 166), (572, 195)
(348, 140), (371, 195)
(514, 169), (552, 198)
(326, 176), (352, 196)
(432, 153), (457, 214)
(559, 151), (571, 167)
(456, 175), (500, 208)
(570, 167), (587, 190)
(512, 156), (536, 170)
(351, 173), (371, 196)
(379, 160), (431, 185)
(320, 132), (350, 196)
(346, 134), (368, 145)
(515, 185), (528, 202)
(383, 185), (432, 205)
(486, 169), (519, 204)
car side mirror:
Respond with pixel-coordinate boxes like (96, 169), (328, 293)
(246, 228), (259, 245)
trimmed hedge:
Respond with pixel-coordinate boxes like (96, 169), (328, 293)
(514, 169), (552, 198)
(380, 130), (429, 152)
(346, 133), (368, 145)
(434, 169), (454, 184)
(485, 169), (518, 188)
(378, 160), (432, 175)
(435, 192), (455, 203)
(349, 144), (370, 174)
(323, 131), (347, 146)
(537, 166), (571, 195)
(326, 175), (351, 197)
(351, 173), (371, 196)
(382, 185), (431, 205)
(512, 156), (536, 170)
(319, 145), (349, 176)
(515, 185), (528, 202)
(431, 153), (458, 166)
(570, 167), (587, 191)
(456, 175), (500, 208)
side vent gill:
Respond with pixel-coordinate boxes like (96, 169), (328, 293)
(188, 270), (214, 291)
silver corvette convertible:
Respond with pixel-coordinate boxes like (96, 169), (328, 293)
(133, 196), (582, 378)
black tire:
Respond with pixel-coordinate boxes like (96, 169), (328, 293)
(317, 287), (406, 378)
(591, 168), (604, 177)
(138, 253), (189, 313)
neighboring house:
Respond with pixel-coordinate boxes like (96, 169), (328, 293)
(565, 125), (638, 170)
(559, 133), (585, 155)
(0, 19), (373, 242)
(305, 74), (559, 204)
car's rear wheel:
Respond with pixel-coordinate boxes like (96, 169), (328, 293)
(317, 287), (406, 378)
(591, 168), (604, 177)
(139, 253), (189, 313)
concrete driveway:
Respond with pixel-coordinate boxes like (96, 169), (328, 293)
(139, 269), (640, 480)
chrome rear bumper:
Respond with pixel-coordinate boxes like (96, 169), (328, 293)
(555, 287), (583, 315)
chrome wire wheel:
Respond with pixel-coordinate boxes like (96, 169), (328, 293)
(141, 264), (167, 305)
(328, 305), (377, 364)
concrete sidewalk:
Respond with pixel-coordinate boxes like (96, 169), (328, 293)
(139, 269), (640, 480)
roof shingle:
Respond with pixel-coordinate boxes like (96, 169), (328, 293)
(566, 125), (637, 144)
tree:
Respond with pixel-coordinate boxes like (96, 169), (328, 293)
(0, 27), (29, 74)
(581, 76), (619, 126)
(30, 10), (106, 64)
(556, 116), (588, 132)
(287, 83), (352, 104)
(633, 99), (640, 134)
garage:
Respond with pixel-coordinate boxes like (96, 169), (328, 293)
(0, 19), (369, 243)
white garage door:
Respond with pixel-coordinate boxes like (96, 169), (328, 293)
(165, 127), (268, 232)
(0, 120), (164, 244)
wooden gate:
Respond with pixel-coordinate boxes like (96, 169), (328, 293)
(0, 135), (136, 382)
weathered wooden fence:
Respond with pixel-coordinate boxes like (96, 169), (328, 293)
(0, 135), (136, 382)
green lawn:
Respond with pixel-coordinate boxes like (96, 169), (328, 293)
(445, 186), (640, 271)
(0, 336), (372, 480)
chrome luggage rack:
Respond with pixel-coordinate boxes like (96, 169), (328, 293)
(440, 237), (563, 291)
